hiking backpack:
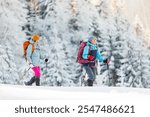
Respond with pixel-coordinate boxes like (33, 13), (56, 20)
(23, 40), (35, 61)
(77, 41), (89, 64)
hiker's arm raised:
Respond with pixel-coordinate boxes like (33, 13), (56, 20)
(82, 46), (89, 59)
(26, 44), (33, 64)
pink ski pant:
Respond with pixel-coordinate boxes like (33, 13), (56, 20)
(32, 66), (41, 77)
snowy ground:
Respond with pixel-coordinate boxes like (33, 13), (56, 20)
(0, 84), (150, 100)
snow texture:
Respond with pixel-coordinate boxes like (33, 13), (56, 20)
(0, 84), (150, 100)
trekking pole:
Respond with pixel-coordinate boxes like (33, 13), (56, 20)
(106, 57), (111, 86)
(81, 71), (87, 86)
(107, 63), (111, 86)
(22, 67), (31, 80)
(45, 58), (48, 74)
(80, 66), (86, 86)
(42, 58), (49, 78)
(46, 62), (48, 73)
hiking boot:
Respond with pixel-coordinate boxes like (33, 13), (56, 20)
(87, 79), (93, 86)
(35, 77), (40, 86)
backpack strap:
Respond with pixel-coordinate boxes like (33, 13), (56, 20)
(26, 43), (35, 62)
(87, 44), (91, 55)
(30, 43), (35, 58)
(31, 43), (35, 52)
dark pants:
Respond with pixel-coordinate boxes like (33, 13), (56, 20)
(83, 65), (97, 86)
(25, 76), (40, 86)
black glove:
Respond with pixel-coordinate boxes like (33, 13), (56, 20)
(45, 58), (48, 62)
(103, 58), (108, 64)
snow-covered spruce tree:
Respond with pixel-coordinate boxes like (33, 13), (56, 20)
(0, 46), (19, 84)
(127, 17), (150, 88)
(117, 14), (150, 88)
(138, 49), (150, 88)
(121, 36), (141, 88)
(146, 53), (150, 88)
(107, 0), (131, 87)
(111, 7), (150, 88)
(0, 0), (27, 84)
(23, 0), (41, 37)
(106, 1), (150, 88)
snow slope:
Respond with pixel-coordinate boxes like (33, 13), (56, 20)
(0, 84), (150, 100)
